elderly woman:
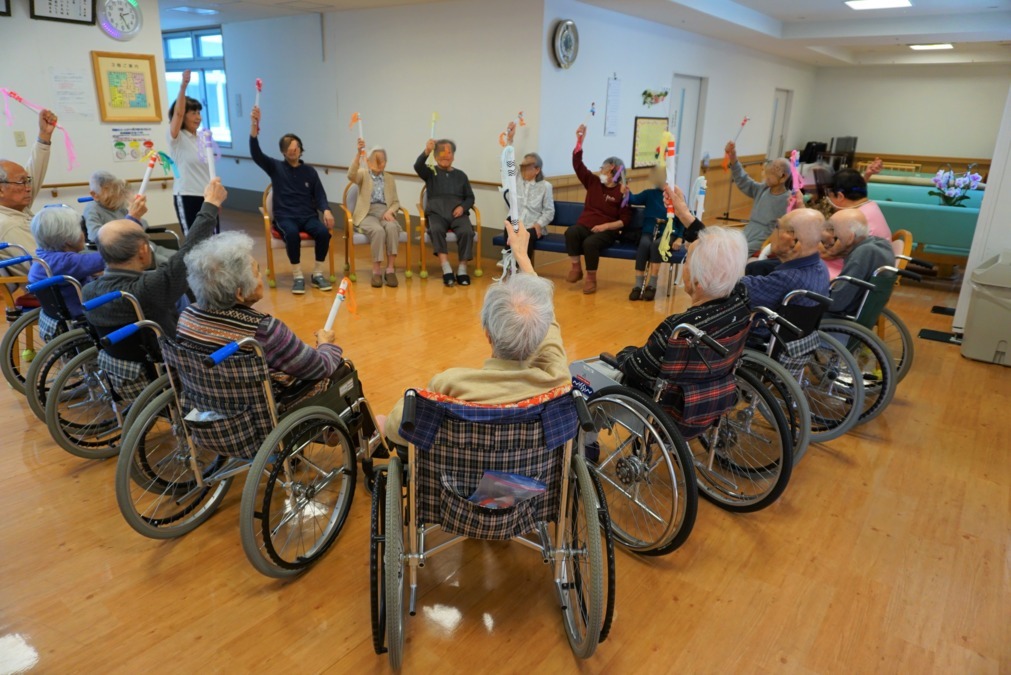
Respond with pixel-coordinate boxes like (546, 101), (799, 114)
(382, 224), (567, 446)
(724, 141), (792, 255)
(175, 231), (343, 395)
(613, 227), (751, 437)
(501, 121), (555, 263)
(566, 124), (632, 294)
(27, 206), (105, 326)
(83, 170), (172, 266)
(348, 138), (402, 288)
(820, 168), (892, 279)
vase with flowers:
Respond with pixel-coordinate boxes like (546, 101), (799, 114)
(929, 164), (983, 207)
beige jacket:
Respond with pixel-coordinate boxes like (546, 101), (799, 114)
(0, 140), (51, 276)
(347, 159), (401, 228)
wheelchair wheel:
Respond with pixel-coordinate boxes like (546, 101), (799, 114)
(25, 329), (90, 421)
(586, 385), (697, 555)
(384, 455), (405, 671)
(819, 319), (897, 425)
(560, 453), (604, 659)
(690, 368), (793, 512)
(239, 406), (357, 578)
(115, 389), (232, 539)
(877, 307), (914, 383)
(370, 469), (388, 655)
(120, 373), (171, 440)
(1, 307), (41, 394)
(802, 332), (865, 443)
(740, 350), (812, 463)
(586, 466), (615, 643)
(44, 346), (122, 459)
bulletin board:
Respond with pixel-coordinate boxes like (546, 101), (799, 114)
(632, 116), (669, 169)
(91, 51), (163, 123)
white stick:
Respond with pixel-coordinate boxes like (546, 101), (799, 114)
(357, 119), (364, 140)
(254, 91), (260, 109)
(138, 159), (155, 196)
(323, 278), (350, 331)
(204, 139), (216, 181)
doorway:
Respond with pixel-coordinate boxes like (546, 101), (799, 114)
(767, 88), (792, 160)
(669, 74), (704, 198)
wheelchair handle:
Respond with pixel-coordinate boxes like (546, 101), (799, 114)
(83, 291), (124, 311)
(0, 242), (30, 254)
(754, 307), (803, 338)
(77, 196), (94, 203)
(573, 390), (595, 432)
(782, 289), (831, 308)
(897, 269), (923, 282)
(699, 333), (728, 356)
(205, 341), (241, 368)
(832, 275), (875, 291)
(26, 274), (82, 296)
(101, 319), (163, 348)
(672, 322), (730, 357)
(901, 255), (935, 269)
(0, 255), (32, 269)
(401, 390), (418, 434)
(599, 352), (620, 369)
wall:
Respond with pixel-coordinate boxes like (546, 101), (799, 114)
(0, 0), (175, 224)
(801, 64), (1011, 159)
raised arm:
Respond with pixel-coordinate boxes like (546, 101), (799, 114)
(347, 138), (365, 184)
(414, 139), (436, 181)
(27, 109), (55, 206)
(248, 134), (274, 177)
(572, 125), (592, 188)
(169, 70), (191, 140)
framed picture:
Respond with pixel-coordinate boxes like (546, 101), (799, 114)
(91, 51), (163, 123)
(30, 0), (95, 25)
(632, 116), (669, 169)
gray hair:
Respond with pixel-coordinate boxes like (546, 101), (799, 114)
(31, 206), (82, 251)
(185, 231), (260, 311)
(98, 227), (148, 265)
(480, 274), (555, 361)
(688, 226), (747, 298)
(602, 156), (625, 179)
(368, 146), (387, 162)
(89, 171), (129, 210)
(435, 139), (456, 154)
(522, 153), (545, 182)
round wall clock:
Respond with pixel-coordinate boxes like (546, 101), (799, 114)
(99, 0), (144, 41)
(552, 20), (579, 69)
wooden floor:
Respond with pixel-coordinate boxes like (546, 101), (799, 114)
(2, 209), (1008, 673)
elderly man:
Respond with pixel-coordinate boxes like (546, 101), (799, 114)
(414, 138), (476, 287)
(741, 208), (830, 311)
(382, 223), (567, 446)
(83, 179), (226, 335)
(724, 141), (792, 255)
(825, 208), (895, 317)
(250, 105), (335, 295)
(0, 109), (58, 276)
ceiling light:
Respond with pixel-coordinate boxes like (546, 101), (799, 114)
(171, 6), (220, 14)
(909, 43), (954, 50)
(845, 0), (911, 9)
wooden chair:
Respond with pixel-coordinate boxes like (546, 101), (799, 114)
(338, 182), (413, 282)
(891, 229), (913, 269)
(415, 185), (483, 279)
(259, 185), (337, 288)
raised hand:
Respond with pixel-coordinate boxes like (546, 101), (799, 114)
(128, 194), (148, 220)
(38, 109), (57, 141)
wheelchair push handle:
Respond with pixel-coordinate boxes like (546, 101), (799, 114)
(205, 341), (241, 368)
(598, 352), (620, 369)
(0, 255), (32, 269)
(832, 275), (875, 291)
(0, 242), (30, 255)
(897, 269), (922, 283)
(401, 390), (418, 434)
(672, 322), (730, 357)
(573, 390), (595, 432)
(782, 289), (831, 308)
(26, 275), (75, 293)
(699, 333), (728, 356)
(101, 322), (140, 347)
(83, 290), (124, 311)
(753, 306), (802, 338)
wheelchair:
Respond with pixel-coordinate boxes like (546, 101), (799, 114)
(373, 386), (612, 669)
(115, 328), (382, 578)
(0, 247), (49, 393)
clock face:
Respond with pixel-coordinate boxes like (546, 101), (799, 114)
(553, 20), (579, 69)
(100, 0), (143, 40)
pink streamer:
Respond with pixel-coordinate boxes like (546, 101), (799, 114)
(787, 149), (805, 212)
(0, 88), (77, 170)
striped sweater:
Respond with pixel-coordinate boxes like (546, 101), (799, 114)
(176, 304), (343, 382)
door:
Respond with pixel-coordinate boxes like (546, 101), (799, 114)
(767, 88), (792, 160)
(670, 74), (703, 198)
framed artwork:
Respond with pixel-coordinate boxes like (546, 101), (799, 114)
(91, 51), (163, 123)
(1, 0), (11, 18)
(30, 0), (96, 25)
(632, 116), (669, 169)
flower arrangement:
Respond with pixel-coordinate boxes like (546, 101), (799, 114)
(641, 88), (669, 107)
(929, 164), (983, 207)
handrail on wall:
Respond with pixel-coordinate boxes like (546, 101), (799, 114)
(41, 176), (173, 198)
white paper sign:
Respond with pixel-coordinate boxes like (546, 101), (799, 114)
(49, 67), (96, 119)
(604, 77), (621, 137)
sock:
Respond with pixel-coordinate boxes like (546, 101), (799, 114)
(457, 262), (468, 276)
(386, 264), (395, 273)
(292, 265), (304, 279)
(635, 273), (645, 286)
(648, 274), (659, 287)
(313, 261), (326, 276)
(441, 260), (453, 275)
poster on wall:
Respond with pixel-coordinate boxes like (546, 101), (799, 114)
(91, 51), (163, 123)
(30, 0), (96, 25)
(49, 68), (96, 119)
(604, 76), (621, 137)
(110, 127), (155, 162)
(632, 117), (669, 169)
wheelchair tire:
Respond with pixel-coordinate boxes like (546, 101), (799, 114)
(370, 469), (388, 655)
(561, 453), (604, 659)
(384, 455), (405, 671)
(116, 389), (232, 539)
(691, 368), (793, 512)
(25, 328), (90, 421)
(1, 307), (41, 394)
(740, 350), (812, 463)
(120, 373), (171, 444)
(819, 319), (897, 425)
(586, 466), (615, 644)
(802, 331), (865, 443)
(239, 406), (357, 578)
(586, 385), (697, 556)
(878, 307), (914, 383)
(45, 346), (122, 459)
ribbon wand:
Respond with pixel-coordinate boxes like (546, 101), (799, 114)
(324, 277), (352, 331)
(199, 129), (217, 180)
(429, 111), (438, 139)
(721, 115), (750, 171)
(787, 149), (804, 211)
(575, 102), (596, 153)
(254, 78), (262, 131)
(138, 152), (158, 196)
(658, 131), (678, 262)
(349, 112), (364, 156)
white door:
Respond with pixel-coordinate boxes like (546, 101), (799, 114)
(670, 74), (703, 198)
(767, 88), (792, 160)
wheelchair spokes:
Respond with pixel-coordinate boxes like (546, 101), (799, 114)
(559, 455), (603, 659)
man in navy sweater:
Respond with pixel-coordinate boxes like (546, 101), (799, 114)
(741, 208), (830, 312)
(250, 106), (334, 295)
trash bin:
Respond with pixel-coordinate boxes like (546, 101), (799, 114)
(961, 250), (1011, 366)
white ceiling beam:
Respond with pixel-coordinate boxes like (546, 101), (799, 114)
(782, 12), (1011, 41)
(663, 0), (783, 38)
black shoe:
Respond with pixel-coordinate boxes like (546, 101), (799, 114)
(643, 285), (657, 301)
(443, 272), (455, 287)
(629, 286), (642, 301)
(457, 274), (471, 286)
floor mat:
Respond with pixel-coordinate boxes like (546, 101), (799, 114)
(918, 328), (962, 345)
(930, 306), (956, 316)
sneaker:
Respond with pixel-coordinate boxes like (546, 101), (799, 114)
(629, 286), (642, 301)
(457, 274), (471, 286)
(371, 274), (383, 288)
(384, 272), (398, 287)
(643, 285), (657, 301)
(443, 272), (456, 287)
(292, 277), (306, 295)
(311, 273), (332, 291)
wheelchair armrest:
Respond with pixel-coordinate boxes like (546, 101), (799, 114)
(599, 352), (620, 369)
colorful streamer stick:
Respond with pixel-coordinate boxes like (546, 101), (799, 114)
(349, 112), (364, 156)
(254, 78), (262, 131)
(323, 277), (353, 331)
(690, 175), (707, 222)
(1, 88), (78, 170)
(138, 152), (158, 196)
(787, 149), (805, 211)
(428, 112), (439, 170)
(721, 115), (750, 171)
(658, 132), (678, 262)
(499, 111), (525, 147)
(575, 102), (596, 153)
(198, 129), (218, 180)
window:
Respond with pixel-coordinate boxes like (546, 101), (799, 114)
(162, 28), (231, 147)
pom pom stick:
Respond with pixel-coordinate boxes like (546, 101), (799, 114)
(574, 102), (596, 153)
(198, 129), (217, 180)
(138, 151), (158, 196)
(498, 111), (525, 147)
(323, 277), (355, 331)
(721, 115), (750, 171)
(786, 149), (805, 211)
(427, 112), (439, 171)
(658, 132), (678, 262)
(254, 78), (262, 132)
(349, 112), (364, 156)
(0, 88), (77, 170)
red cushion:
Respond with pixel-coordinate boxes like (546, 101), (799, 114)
(270, 225), (313, 241)
(15, 294), (40, 309)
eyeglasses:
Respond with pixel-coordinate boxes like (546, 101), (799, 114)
(0, 177), (32, 187)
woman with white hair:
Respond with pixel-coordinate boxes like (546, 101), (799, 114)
(348, 138), (402, 288)
(27, 205), (105, 318)
(175, 232), (343, 393)
(83, 170), (173, 265)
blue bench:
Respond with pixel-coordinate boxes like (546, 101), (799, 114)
(868, 183), (982, 263)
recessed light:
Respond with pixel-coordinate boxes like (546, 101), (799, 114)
(171, 6), (220, 14)
(845, 0), (912, 9)
(909, 43), (954, 50)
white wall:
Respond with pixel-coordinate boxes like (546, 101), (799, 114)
(801, 64), (1011, 158)
(539, 0), (818, 177)
(0, 0), (175, 224)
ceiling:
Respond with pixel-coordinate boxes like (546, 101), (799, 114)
(158, 0), (1011, 66)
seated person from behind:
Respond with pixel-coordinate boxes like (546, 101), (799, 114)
(820, 168), (891, 279)
(625, 167), (685, 302)
(825, 208), (895, 317)
(382, 224), (567, 447)
(83, 171), (172, 266)
(250, 105), (335, 295)
(614, 227), (751, 437)
(83, 178), (226, 336)
(176, 231), (343, 400)
(348, 138), (403, 288)
(724, 140), (791, 255)
(740, 208), (830, 311)
(414, 138), (476, 287)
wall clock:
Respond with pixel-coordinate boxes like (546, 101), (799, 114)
(98, 0), (143, 41)
(552, 19), (579, 69)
